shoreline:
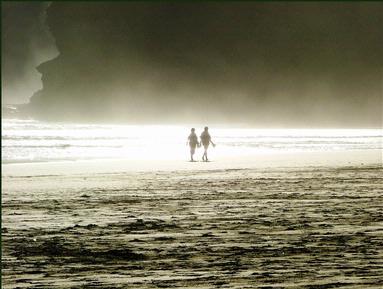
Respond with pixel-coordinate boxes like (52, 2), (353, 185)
(2, 149), (381, 177)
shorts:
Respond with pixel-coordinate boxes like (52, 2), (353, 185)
(190, 145), (197, 154)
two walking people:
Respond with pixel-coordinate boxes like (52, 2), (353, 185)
(187, 127), (215, 162)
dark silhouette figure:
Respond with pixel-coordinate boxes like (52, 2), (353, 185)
(200, 126), (215, 162)
(187, 128), (199, 161)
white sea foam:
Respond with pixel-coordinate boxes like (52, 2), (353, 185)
(2, 119), (382, 164)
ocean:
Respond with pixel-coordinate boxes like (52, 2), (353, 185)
(2, 118), (382, 164)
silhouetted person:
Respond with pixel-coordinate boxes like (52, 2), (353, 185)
(200, 126), (215, 162)
(187, 128), (199, 161)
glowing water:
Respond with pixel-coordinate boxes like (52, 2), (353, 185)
(2, 119), (382, 163)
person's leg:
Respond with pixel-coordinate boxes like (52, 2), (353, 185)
(202, 147), (205, 161)
(201, 146), (204, 161)
(190, 147), (195, 161)
(203, 146), (208, 161)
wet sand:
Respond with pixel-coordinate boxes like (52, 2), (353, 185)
(2, 165), (383, 288)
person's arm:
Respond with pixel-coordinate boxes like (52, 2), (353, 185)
(210, 139), (216, 147)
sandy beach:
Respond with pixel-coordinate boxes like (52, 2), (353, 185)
(3, 1), (383, 288)
(2, 157), (383, 288)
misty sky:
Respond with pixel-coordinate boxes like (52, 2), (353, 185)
(2, 2), (382, 127)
